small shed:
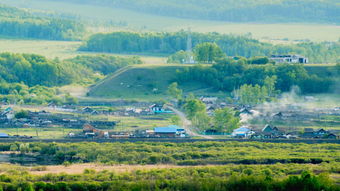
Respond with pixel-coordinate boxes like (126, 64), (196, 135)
(232, 126), (251, 138)
(0, 133), (9, 138)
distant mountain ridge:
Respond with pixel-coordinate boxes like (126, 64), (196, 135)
(46, 0), (340, 23)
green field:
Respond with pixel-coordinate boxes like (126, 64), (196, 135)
(2, 0), (340, 42)
(0, 38), (82, 59)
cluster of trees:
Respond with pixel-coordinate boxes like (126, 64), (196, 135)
(0, 141), (338, 165)
(181, 97), (240, 132)
(0, 53), (141, 105)
(46, 0), (340, 23)
(176, 58), (335, 94)
(66, 55), (141, 75)
(0, 5), (85, 40)
(234, 76), (279, 105)
(0, 83), (79, 105)
(0, 53), (95, 87)
(0, 170), (338, 191)
(167, 83), (239, 132)
(81, 31), (340, 63)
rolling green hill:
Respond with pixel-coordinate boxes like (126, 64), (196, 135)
(88, 64), (217, 100)
(88, 62), (339, 100)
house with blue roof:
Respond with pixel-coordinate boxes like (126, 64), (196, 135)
(232, 126), (251, 138)
(154, 125), (186, 137)
(0, 132), (9, 138)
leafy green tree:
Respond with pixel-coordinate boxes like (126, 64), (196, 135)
(213, 107), (240, 133)
(167, 82), (183, 100)
(192, 112), (211, 131)
(183, 99), (206, 119)
(194, 42), (226, 63)
(15, 110), (29, 119)
(167, 50), (189, 64)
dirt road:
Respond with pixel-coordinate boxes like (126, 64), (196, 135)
(165, 105), (213, 139)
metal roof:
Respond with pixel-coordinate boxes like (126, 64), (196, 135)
(0, 133), (9, 137)
(233, 127), (250, 132)
(154, 127), (177, 133)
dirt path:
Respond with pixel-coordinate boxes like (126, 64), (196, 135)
(165, 105), (213, 139)
(28, 164), (209, 175)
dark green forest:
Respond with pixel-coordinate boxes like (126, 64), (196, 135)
(176, 59), (339, 94)
(0, 4), (85, 40)
(46, 0), (340, 23)
(80, 31), (340, 63)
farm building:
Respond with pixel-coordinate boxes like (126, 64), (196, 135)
(0, 132), (9, 138)
(232, 126), (251, 138)
(154, 125), (186, 137)
(154, 126), (177, 137)
(270, 55), (308, 64)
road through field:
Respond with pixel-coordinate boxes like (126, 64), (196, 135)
(165, 105), (213, 139)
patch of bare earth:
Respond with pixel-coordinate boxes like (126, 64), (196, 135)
(29, 163), (206, 175)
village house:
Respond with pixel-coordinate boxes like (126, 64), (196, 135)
(232, 126), (252, 138)
(200, 97), (218, 105)
(261, 124), (284, 138)
(301, 128), (337, 139)
(154, 125), (186, 138)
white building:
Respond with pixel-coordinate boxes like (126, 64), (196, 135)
(270, 55), (308, 64)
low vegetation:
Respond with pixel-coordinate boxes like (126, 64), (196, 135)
(0, 167), (339, 191)
(0, 142), (338, 165)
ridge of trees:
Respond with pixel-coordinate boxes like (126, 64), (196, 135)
(0, 4), (85, 40)
(176, 58), (336, 94)
(45, 0), (340, 23)
(80, 31), (340, 63)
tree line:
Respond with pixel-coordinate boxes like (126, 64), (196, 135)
(80, 31), (340, 63)
(46, 0), (340, 23)
(176, 58), (337, 94)
(0, 4), (85, 40)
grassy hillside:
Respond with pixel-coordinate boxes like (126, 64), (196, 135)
(2, 0), (340, 42)
(88, 63), (338, 100)
(88, 64), (219, 100)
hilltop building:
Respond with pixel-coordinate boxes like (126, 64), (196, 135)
(270, 55), (308, 64)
